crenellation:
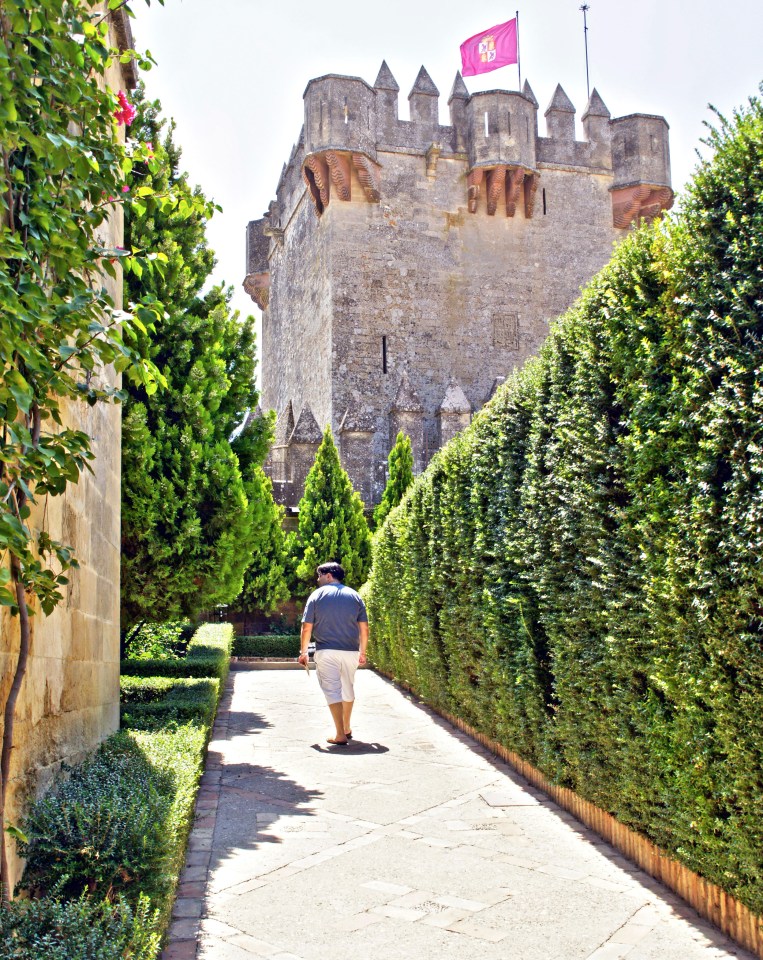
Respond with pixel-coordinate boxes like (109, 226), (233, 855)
(247, 63), (674, 508)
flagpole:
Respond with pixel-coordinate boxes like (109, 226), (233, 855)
(516, 10), (521, 90)
(580, 4), (590, 100)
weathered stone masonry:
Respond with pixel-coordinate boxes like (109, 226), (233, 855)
(245, 63), (672, 508)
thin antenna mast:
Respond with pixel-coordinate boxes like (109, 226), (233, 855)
(516, 10), (521, 90)
(580, 4), (591, 100)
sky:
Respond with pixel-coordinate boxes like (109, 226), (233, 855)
(132, 0), (763, 351)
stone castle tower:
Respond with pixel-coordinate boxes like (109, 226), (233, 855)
(245, 63), (672, 508)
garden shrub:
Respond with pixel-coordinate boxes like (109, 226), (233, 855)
(123, 621), (195, 661)
(365, 90), (763, 913)
(121, 622), (233, 681)
(0, 892), (160, 960)
(233, 634), (300, 657)
(19, 738), (175, 904)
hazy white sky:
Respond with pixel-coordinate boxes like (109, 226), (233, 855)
(133, 0), (763, 337)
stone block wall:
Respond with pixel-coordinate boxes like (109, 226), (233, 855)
(0, 8), (134, 891)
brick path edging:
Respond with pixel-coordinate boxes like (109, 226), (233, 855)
(160, 681), (233, 960)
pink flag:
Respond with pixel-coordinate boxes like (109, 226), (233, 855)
(460, 18), (518, 77)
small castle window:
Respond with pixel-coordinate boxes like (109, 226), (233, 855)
(484, 111), (489, 137)
(507, 111), (511, 136)
(382, 335), (388, 374)
(542, 188), (547, 215)
(344, 98), (349, 125)
(526, 116), (530, 140)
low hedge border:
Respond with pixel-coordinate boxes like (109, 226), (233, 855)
(121, 622), (232, 680)
(120, 676), (220, 729)
(233, 634), (300, 658)
(14, 623), (233, 958)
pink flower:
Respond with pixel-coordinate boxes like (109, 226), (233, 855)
(121, 185), (130, 193)
(114, 91), (137, 126)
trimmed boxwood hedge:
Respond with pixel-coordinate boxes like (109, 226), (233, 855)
(120, 676), (220, 728)
(121, 622), (232, 680)
(233, 634), (300, 657)
(17, 624), (234, 957)
(365, 91), (763, 914)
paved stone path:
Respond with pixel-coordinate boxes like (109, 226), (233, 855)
(164, 666), (755, 960)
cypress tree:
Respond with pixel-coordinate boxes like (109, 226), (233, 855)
(237, 466), (290, 614)
(121, 87), (269, 627)
(291, 428), (372, 597)
(373, 431), (414, 528)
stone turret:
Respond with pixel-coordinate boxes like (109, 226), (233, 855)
(339, 408), (376, 505)
(289, 405), (322, 502)
(408, 66), (439, 132)
(438, 380), (472, 447)
(374, 60), (399, 139)
(465, 86), (539, 218)
(447, 72), (469, 153)
(545, 84), (576, 140)
(610, 114), (673, 227)
(302, 74), (380, 215)
(390, 372), (425, 474)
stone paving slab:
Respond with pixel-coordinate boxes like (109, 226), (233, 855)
(163, 668), (755, 960)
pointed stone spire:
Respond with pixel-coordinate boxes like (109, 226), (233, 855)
(375, 59), (400, 126)
(582, 88), (611, 145)
(439, 378), (471, 414)
(521, 79), (538, 108)
(448, 72), (469, 147)
(448, 71), (469, 104)
(290, 404), (323, 444)
(437, 379), (471, 447)
(410, 65), (439, 98)
(392, 371), (423, 412)
(374, 60), (399, 92)
(546, 84), (575, 114)
(275, 400), (294, 445)
(545, 84), (576, 140)
(339, 408), (376, 432)
(582, 88), (609, 119)
(409, 66), (440, 129)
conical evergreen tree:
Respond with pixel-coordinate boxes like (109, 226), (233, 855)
(292, 428), (372, 598)
(374, 431), (414, 528)
(238, 466), (290, 614)
(121, 87), (271, 626)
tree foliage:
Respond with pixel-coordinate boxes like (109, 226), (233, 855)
(0, 0), (192, 895)
(237, 466), (289, 614)
(365, 89), (763, 913)
(120, 88), (272, 626)
(373, 431), (414, 529)
(290, 428), (372, 598)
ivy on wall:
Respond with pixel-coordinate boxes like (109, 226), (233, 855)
(0, 0), (212, 895)
(366, 89), (763, 914)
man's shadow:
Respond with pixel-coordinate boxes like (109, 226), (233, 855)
(311, 739), (389, 755)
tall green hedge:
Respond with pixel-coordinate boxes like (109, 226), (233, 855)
(365, 91), (763, 913)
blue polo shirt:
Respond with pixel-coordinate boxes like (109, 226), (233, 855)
(302, 582), (368, 651)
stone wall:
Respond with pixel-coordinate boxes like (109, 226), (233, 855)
(247, 64), (673, 507)
(0, 8), (134, 891)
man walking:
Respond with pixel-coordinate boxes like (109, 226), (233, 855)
(298, 561), (369, 745)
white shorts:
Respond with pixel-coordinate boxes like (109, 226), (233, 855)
(314, 649), (359, 704)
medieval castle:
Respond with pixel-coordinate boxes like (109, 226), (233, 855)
(244, 63), (672, 508)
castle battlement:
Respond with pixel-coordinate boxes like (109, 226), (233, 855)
(245, 63), (673, 508)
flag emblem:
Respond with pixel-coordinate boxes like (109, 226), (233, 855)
(479, 36), (497, 63)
